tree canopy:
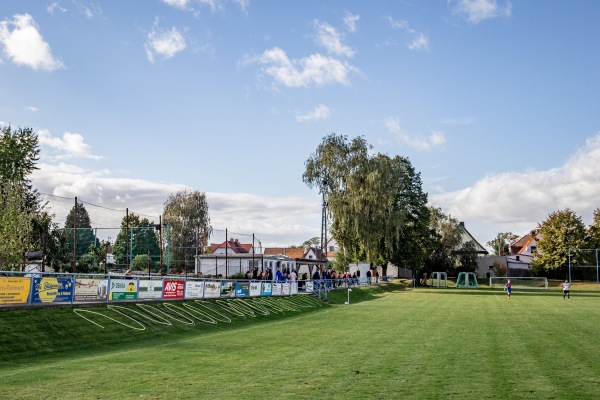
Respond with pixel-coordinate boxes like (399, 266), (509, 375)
(532, 208), (587, 278)
(303, 133), (430, 274)
(163, 189), (212, 271)
(0, 126), (48, 270)
(0, 125), (39, 183)
(112, 213), (160, 269)
(63, 200), (96, 260)
(486, 232), (519, 256)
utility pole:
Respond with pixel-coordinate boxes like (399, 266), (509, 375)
(73, 197), (77, 273)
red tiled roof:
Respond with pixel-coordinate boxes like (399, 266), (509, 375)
(211, 239), (253, 254)
(263, 247), (307, 258)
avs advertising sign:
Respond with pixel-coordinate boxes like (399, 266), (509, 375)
(163, 280), (184, 299)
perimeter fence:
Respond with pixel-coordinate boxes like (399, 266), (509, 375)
(0, 271), (389, 307)
(21, 193), (262, 275)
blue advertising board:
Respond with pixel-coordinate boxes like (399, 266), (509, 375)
(31, 277), (74, 303)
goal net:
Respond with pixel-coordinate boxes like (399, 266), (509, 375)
(489, 277), (548, 290)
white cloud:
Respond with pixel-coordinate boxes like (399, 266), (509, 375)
(38, 129), (102, 160)
(314, 20), (354, 58)
(296, 104), (331, 123)
(163, 0), (191, 9)
(408, 34), (429, 51)
(384, 117), (446, 150)
(80, 3), (102, 20)
(26, 106), (38, 112)
(343, 11), (360, 32)
(386, 16), (429, 51)
(47, 3), (67, 14)
(450, 0), (512, 24)
(430, 132), (600, 238)
(163, 0), (226, 13)
(243, 47), (358, 88)
(0, 14), (64, 71)
(145, 20), (186, 63)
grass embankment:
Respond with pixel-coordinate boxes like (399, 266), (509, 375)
(1, 282), (600, 400)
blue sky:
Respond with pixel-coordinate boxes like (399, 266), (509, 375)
(1, 0), (599, 249)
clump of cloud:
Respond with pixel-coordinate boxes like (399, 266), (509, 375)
(0, 14), (64, 71)
(243, 47), (358, 88)
(38, 129), (102, 160)
(450, 0), (512, 24)
(384, 116), (446, 150)
(145, 19), (187, 63)
(385, 16), (430, 51)
(243, 16), (359, 89)
(314, 20), (355, 57)
(343, 11), (360, 33)
(296, 104), (331, 122)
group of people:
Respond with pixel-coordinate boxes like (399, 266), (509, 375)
(243, 266), (301, 282)
(241, 266), (382, 287)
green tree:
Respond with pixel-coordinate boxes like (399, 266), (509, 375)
(63, 201), (96, 262)
(486, 232), (519, 256)
(113, 214), (160, 269)
(301, 237), (320, 249)
(0, 125), (39, 183)
(132, 254), (158, 272)
(423, 207), (464, 274)
(0, 126), (48, 269)
(532, 209), (586, 278)
(587, 208), (600, 250)
(452, 241), (479, 276)
(163, 189), (212, 272)
(45, 228), (72, 272)
(0, 180), (32, 269)
(303, 134), (429, 276)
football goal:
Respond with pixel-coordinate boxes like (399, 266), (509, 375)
(429, 272), (447, 288)
(489, 276), (548, 290)
(455, 272), (478, 289)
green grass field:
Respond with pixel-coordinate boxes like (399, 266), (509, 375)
(1, 283), (600, 400)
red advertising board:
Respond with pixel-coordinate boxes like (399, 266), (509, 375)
(163, 280), (184, 299)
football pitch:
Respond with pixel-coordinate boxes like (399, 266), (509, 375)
(1, 284), (599, 399)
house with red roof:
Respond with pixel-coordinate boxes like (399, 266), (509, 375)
(507, 230), (541, 272)
(211, 238), (254, 255)
(263, 246), (326, 276)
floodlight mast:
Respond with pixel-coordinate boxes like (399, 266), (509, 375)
(320, 179), (329, 266)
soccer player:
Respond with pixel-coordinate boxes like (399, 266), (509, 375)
(561, 279), (571, 299)
(505, 279), (512, 298)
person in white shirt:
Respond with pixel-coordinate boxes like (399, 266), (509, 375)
(561, 279), (571, 299)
